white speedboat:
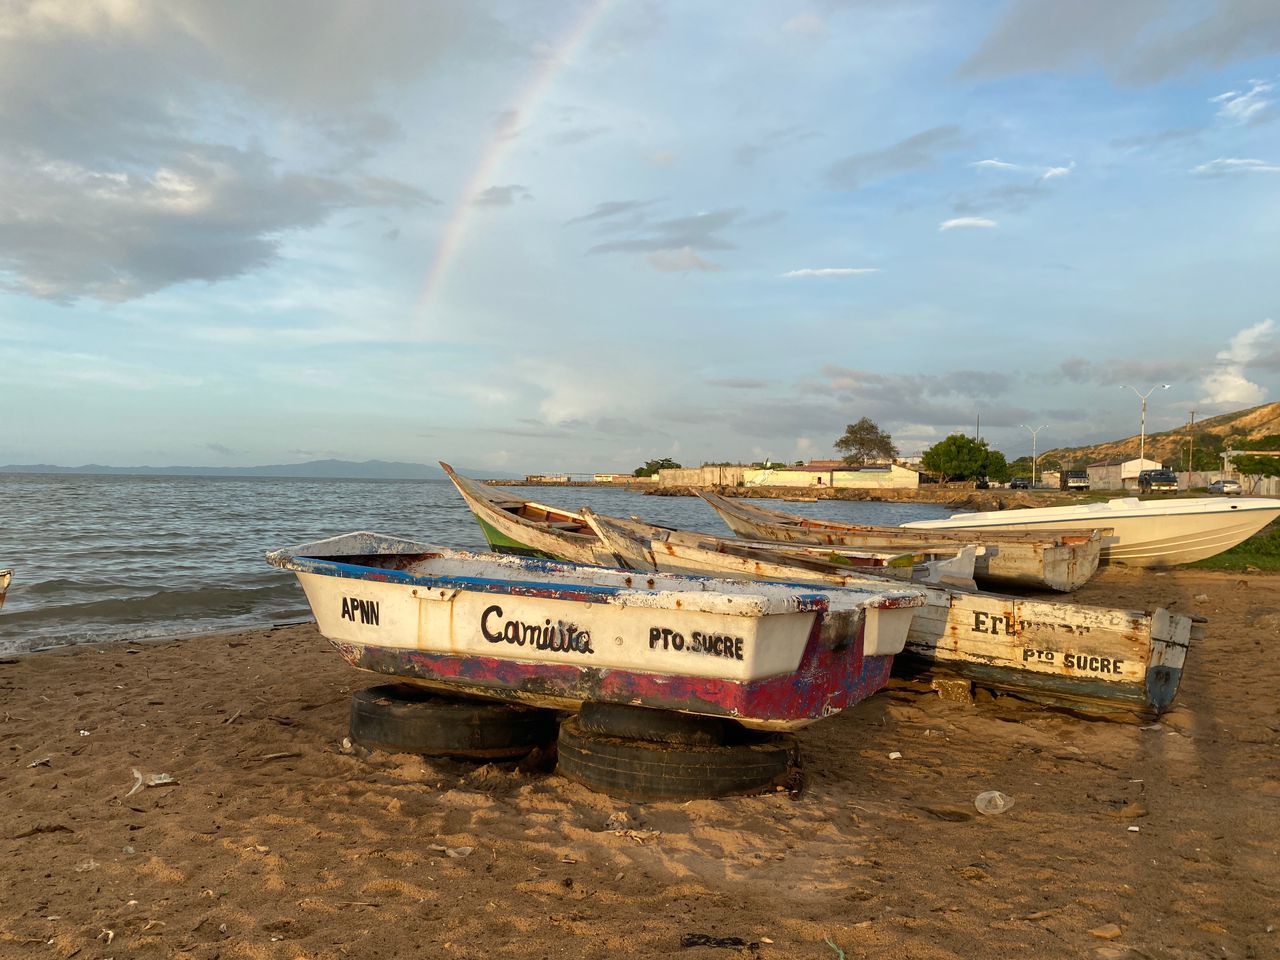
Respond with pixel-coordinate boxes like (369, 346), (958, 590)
(903, 497), (1280, 567)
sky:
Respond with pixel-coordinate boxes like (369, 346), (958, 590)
(3, 0), (1280, 473)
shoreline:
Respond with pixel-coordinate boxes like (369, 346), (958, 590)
(2, 566), (1277, 958)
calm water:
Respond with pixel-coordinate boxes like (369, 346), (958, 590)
(0, 475), (952, 655)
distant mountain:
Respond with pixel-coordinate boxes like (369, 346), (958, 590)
(0, 459), (521, 480)
(1039, 400), (1280, 467)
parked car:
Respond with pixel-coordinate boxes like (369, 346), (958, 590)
(1137, 469), (1179, 494)
(1207, 478), (1242, 495)
(1009, 477), (1031, 490)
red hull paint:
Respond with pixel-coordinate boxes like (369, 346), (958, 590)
(336, 615), (893, 725)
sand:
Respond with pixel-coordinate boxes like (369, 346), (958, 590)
(2, 567), (1278, 960)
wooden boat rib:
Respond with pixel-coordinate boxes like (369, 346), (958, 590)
(441, 462), (974, 584)
(0, 569), (11, 612)
(267, 532), (924, 731)
(697, 490), (1106, 592)
(583, 511), (1197, 718)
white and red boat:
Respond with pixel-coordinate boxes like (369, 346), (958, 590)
(267, 532), (925, 731)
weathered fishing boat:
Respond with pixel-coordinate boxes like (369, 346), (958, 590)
(903, 496), (1280, 567)
(0, 569), (11, 611)
(442, 463), (980, 584)
(584, 512), (1196, 718)
(583, 511), (981, 590)
(699, 491), (1105, 592)
(266, 532), (924, 731)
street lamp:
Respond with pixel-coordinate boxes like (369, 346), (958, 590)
(1120, 384), (1170, 464)
(1020, 423), (1047, 487)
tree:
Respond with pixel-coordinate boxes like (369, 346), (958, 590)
(1228, 454), (1280, 492)
(921, 434), (1001, 482)
(834, 417), (898, 466)
(633, 458), (682, 478)
(985, 450), (1011, 483)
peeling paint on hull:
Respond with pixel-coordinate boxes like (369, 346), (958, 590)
(267, 531), (923, 731)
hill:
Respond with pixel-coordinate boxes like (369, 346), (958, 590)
(1039, 400), (1280, 469)
(0, 459), (520, 480)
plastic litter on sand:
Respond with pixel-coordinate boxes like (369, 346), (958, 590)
(974, 790), (1014, 815)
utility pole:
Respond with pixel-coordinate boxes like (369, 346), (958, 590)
(1019, 423), (1047, 486)
(1187, 410), (1197, 487)
(1121, 384), (1170, 464)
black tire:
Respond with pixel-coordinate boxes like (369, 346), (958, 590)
(557, 716), (798, 802)
(350, 684), (557, 760)
(576, 701), (733, 746)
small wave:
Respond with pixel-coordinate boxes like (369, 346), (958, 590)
(0, 581), (302, 627)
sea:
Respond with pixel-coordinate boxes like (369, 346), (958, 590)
(0, 474), (954, 656)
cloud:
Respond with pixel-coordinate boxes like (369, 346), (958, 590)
(1191, 157), (1280, 175)
(1110, 127), (1200, 151)
(0, 147), (429, 302)
(565, 200), (659, 225)
(826, 125), (965, 190)
(1200, 318), (1276, 405)
(646, 247), (723, 272)
(551, 125), (610, 146)
(782, 267), (880, 278)
(1053, 356), (1199, 386)
(0, 1), (489, 302)
(587, 209), (741, 255)
(970, 158), (1074, 180)
(971, 158), (1024, 172)
(736, 125), (818, 167)
(204, 442), (238, 456)
(707, 378), (771, 389)
(783, 14), (827, 39)
(939, 217), (998, 231)
(473, 184), (533, 206)
(1211, 79), (1274, 123)
(960, 1), (1280, 84)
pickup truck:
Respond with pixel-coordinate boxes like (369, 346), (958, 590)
(1137, 469), (1179, 493)
(1062, 470), (1090, 491)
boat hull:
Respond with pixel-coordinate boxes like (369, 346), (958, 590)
(700, 492), (1103, 592)
(0, 569), (10, 612)
(586, 519), (1193, 718)
(270, 533), (923, 731)
(904, 497), (1280, 566)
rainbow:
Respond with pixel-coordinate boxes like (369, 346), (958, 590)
(416, 1), (612, 320)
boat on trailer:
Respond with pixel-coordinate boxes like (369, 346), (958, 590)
(584, 512), (1197, 718)
(442, 463), (983, 586)
(267, 532), (925, 731)
(698, 490), (1105, 592)
(902, 496), (1280, 567)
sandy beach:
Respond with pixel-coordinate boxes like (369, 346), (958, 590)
(2, 566), (1277, 960)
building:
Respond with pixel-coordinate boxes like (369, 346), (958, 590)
(1086, 458), (1162, 492)
(743, 462), (920, 490)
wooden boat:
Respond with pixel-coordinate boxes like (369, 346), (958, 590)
(584, 512), (1197, 718)
(0, 569), (10, 612)
(586, 512), (982, 590)
(698, 491), (1105, 592)
(442, 462), (976, 583)
(266, 532), (924, 731)
(903, 496), (1280, 567)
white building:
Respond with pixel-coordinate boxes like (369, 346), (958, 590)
(1086, 458), (1162, 492)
